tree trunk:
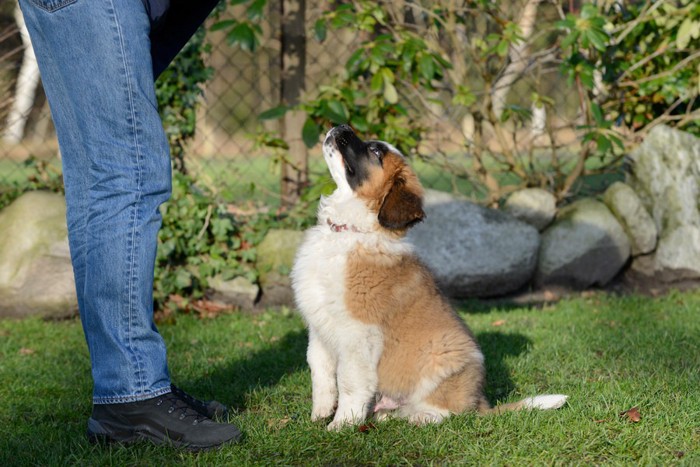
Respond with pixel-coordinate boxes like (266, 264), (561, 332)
(3, 4), (41, 144)
(491, 0), (541, 119)
(280, 0), (307, 208)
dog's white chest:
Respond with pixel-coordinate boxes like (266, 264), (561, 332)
(291, 227), (355, 326)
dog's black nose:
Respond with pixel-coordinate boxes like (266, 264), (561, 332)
(331, 124), (355, 148)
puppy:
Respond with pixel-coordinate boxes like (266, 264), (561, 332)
(291, 125), (566, 430)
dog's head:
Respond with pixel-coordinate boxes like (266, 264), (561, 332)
(322, 125), (424, 232)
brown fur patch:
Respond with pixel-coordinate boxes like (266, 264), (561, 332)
(345, 244), (487, 413)
(355, 152), (425, 232)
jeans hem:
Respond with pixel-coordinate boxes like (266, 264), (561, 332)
(93, 385), (171, 405)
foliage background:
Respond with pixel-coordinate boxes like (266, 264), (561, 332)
(0, 0), (698, 309)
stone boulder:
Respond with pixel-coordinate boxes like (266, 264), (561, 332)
(536, 198), (630, 288)
(503, 188), (557, 231)
(0, 191), (78, 318)
(255, 228), (304, 307)
(407, 190), (540, 298)
(602, 182), (657, 256)
(627, 125), (700, 282)
(206, 275), (260, 311)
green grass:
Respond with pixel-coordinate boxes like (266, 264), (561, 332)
(1, 291), (699, 465)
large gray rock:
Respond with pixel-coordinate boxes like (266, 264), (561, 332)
(627, 125), (700, 282)
(256, 229), (304, 307)
(602, 181), (657, 256)
(536, 198), (630, 288)
(407, 190), (540, 298)
(503, 188), (557, 231)
(0, 191), (78, 318)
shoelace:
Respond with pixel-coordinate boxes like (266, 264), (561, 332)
(156, 392), (208, 425)
(170, 384), (210, 416)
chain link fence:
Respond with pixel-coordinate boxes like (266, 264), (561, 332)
(1, 1), (589, 208)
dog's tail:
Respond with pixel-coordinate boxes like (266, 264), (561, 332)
(479, 394), (568, 415)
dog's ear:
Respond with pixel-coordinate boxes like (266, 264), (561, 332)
(378, 170), (425, 230)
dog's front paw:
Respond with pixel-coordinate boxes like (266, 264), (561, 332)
(311, 406), (335, 422)
(326, 418), (351, 431)
(327, 408), (366, 431)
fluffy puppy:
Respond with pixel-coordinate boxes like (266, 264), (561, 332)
(291, 125), (566, 430)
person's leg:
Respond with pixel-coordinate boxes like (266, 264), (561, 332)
(20, 0), (171, 404)
(21, 0), (241, 447)
(20, 0), (241, 448)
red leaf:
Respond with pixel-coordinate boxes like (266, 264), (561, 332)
(620, 406), (641, 423)
(191, 299), (235, 318)
(358, 422), (377, 433)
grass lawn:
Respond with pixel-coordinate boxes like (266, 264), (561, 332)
(1, 290), (699, 465)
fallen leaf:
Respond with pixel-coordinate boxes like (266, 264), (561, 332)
(267, 417), (290, 430)
(542, 290), (559, 301)
(191, 299), (235, 318)
(19, 348), (35, 355)
(620, 406), (641, 423)
(168, 294), (187, 308)
(491, 320), (506, 327)
(358, 422), (377, 433)
(154, 306), (176, 324)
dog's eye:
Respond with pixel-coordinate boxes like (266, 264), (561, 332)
(369, 145), (383, 159)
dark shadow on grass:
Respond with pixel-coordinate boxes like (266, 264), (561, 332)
(192, 328), (531, 412)
(194, 329), (309, 411)
(453, 297), (547, 315)
(476, 331), (532, 405)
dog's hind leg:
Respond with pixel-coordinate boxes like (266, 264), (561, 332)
(307, 330), (338, 421)
(400, 402), (450, 425)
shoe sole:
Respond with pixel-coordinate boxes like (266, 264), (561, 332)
(87, 418), (241, 451)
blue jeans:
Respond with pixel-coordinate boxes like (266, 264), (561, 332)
(20, 0), (176, 404)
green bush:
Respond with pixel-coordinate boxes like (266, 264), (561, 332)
(155, 27), (212, 174)
(155, 172), (320, 313)
(559, 1), (699, 139)
(0, 157), (64, 210)
(255, 1), (698, 204)
(155, 172), (257, 311)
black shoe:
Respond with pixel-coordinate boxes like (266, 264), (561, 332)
(170, 384), (228, 421)
(87, 391), (242, 450)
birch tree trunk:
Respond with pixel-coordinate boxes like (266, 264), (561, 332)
(491, 0), (541, 120)
(3, 4), (41, 144)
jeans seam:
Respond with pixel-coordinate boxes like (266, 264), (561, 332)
(27, 0), (76, 13)
(93, 385), (171, 405)
(110, 0), (147, 395)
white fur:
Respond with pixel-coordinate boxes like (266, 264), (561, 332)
(291, 200), (390, 430)
(291, 132), (413, 430)
(521, 394), (569, 410)
(294, 130), (567, 430)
